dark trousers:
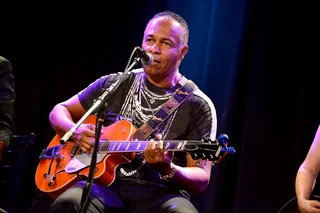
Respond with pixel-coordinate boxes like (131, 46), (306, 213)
(49, 180), (198, 213)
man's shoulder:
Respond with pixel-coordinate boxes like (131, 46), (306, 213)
(191, 88), (215, 106)
(178, 76), (214, 106)
(130, 67), (144, 75)
(0, 56), (8, 63)
(105, 68), (144, 82)
(111, 67), (144, 76)
(0, 56), (12, 71)
(92, 68), (143, 85)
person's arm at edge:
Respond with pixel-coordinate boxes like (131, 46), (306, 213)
(296, 125), (320, 201)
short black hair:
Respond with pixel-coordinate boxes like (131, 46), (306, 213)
(150, 10), (189, 45)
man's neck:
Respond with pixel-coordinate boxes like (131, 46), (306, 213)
(146, 71), (182, 88)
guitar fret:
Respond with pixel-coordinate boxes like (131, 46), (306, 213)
(164, 142), (170, 150)
(127, 142), (137, 151)
(125, 143), (130, 151)
(99, 141), (108, 152)
(116, 143), (122, 151)
(137, 142), (141, 150)
(110, 143), (116, 151)
(138, 142), (148, 151)
(163, 141), (184, 150)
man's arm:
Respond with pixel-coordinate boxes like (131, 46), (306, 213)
(296, 125), (320, 200)
(145, 98), (217, 194)
(49, 94), (87, 136)
(173, 96), (217, 193)
(145, 140), (214, 194)
(49, 94), (97, 152)
(171, 154), (213, 193)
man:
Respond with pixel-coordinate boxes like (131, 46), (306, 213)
(0, 56), (15, 161)
(49, 11), (217, 213)
(0, 57), (15, 213)
(296, 125), (320, 213)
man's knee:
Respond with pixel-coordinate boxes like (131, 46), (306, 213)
(162, 197), (198, 213)
(49, 181), (125, 213)
(50, 199), (79, 213)
(49, 182), (84, 213)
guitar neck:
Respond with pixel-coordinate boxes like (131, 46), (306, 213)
(98, 140), (191, 153)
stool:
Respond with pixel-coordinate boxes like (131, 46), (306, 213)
(0, 133), (37, 212)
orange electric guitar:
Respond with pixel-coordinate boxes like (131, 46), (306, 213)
(35, 116), (235, 199)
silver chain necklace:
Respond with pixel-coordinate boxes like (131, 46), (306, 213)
(119, 73), (178, 177)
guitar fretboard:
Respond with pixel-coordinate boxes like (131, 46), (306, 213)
(98, 140), (187, 153)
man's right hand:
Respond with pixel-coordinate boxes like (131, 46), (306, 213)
(298, 198), (320, 213)
(71, 123), (103, 153)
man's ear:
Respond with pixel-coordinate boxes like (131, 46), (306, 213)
(180, 45), (189, 60)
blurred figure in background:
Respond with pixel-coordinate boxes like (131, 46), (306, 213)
(0, 56), (15, 213)
(0, 56), (15, 161)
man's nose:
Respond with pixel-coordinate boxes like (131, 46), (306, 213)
(149, 43), (161, 53)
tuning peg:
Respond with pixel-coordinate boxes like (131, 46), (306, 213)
(201, 137), (210, 143)
(226, 146), (236, 155)
(217, 134), (229, 146)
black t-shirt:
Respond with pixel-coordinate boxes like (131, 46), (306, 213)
(78, 68), (217, 187)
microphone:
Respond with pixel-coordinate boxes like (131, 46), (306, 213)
(136, 47), (153, 65)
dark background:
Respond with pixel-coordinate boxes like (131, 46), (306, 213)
(1, 0), (319, 212)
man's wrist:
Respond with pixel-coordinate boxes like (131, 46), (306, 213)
(157, 162), (173, 175)
(159, 163), (177, 181)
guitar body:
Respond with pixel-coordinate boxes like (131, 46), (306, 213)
(278, 195), (320, 213)
(35, 116), (136, 199)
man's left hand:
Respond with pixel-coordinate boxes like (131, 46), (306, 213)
(144, 134), (174, 175)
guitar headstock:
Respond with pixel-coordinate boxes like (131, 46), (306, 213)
(184, 134), (236, 164)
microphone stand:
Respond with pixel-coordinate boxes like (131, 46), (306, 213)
(59, 47), (141, 145)
(57, 47), (142, 213)
(80, 56), (141, 213)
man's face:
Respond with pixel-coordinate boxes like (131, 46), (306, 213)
(142, 17), (187, 80)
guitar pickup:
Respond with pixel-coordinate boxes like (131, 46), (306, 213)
(70, 143), (79, 157)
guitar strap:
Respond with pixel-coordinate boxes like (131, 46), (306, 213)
(133, 76), (198, 140)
